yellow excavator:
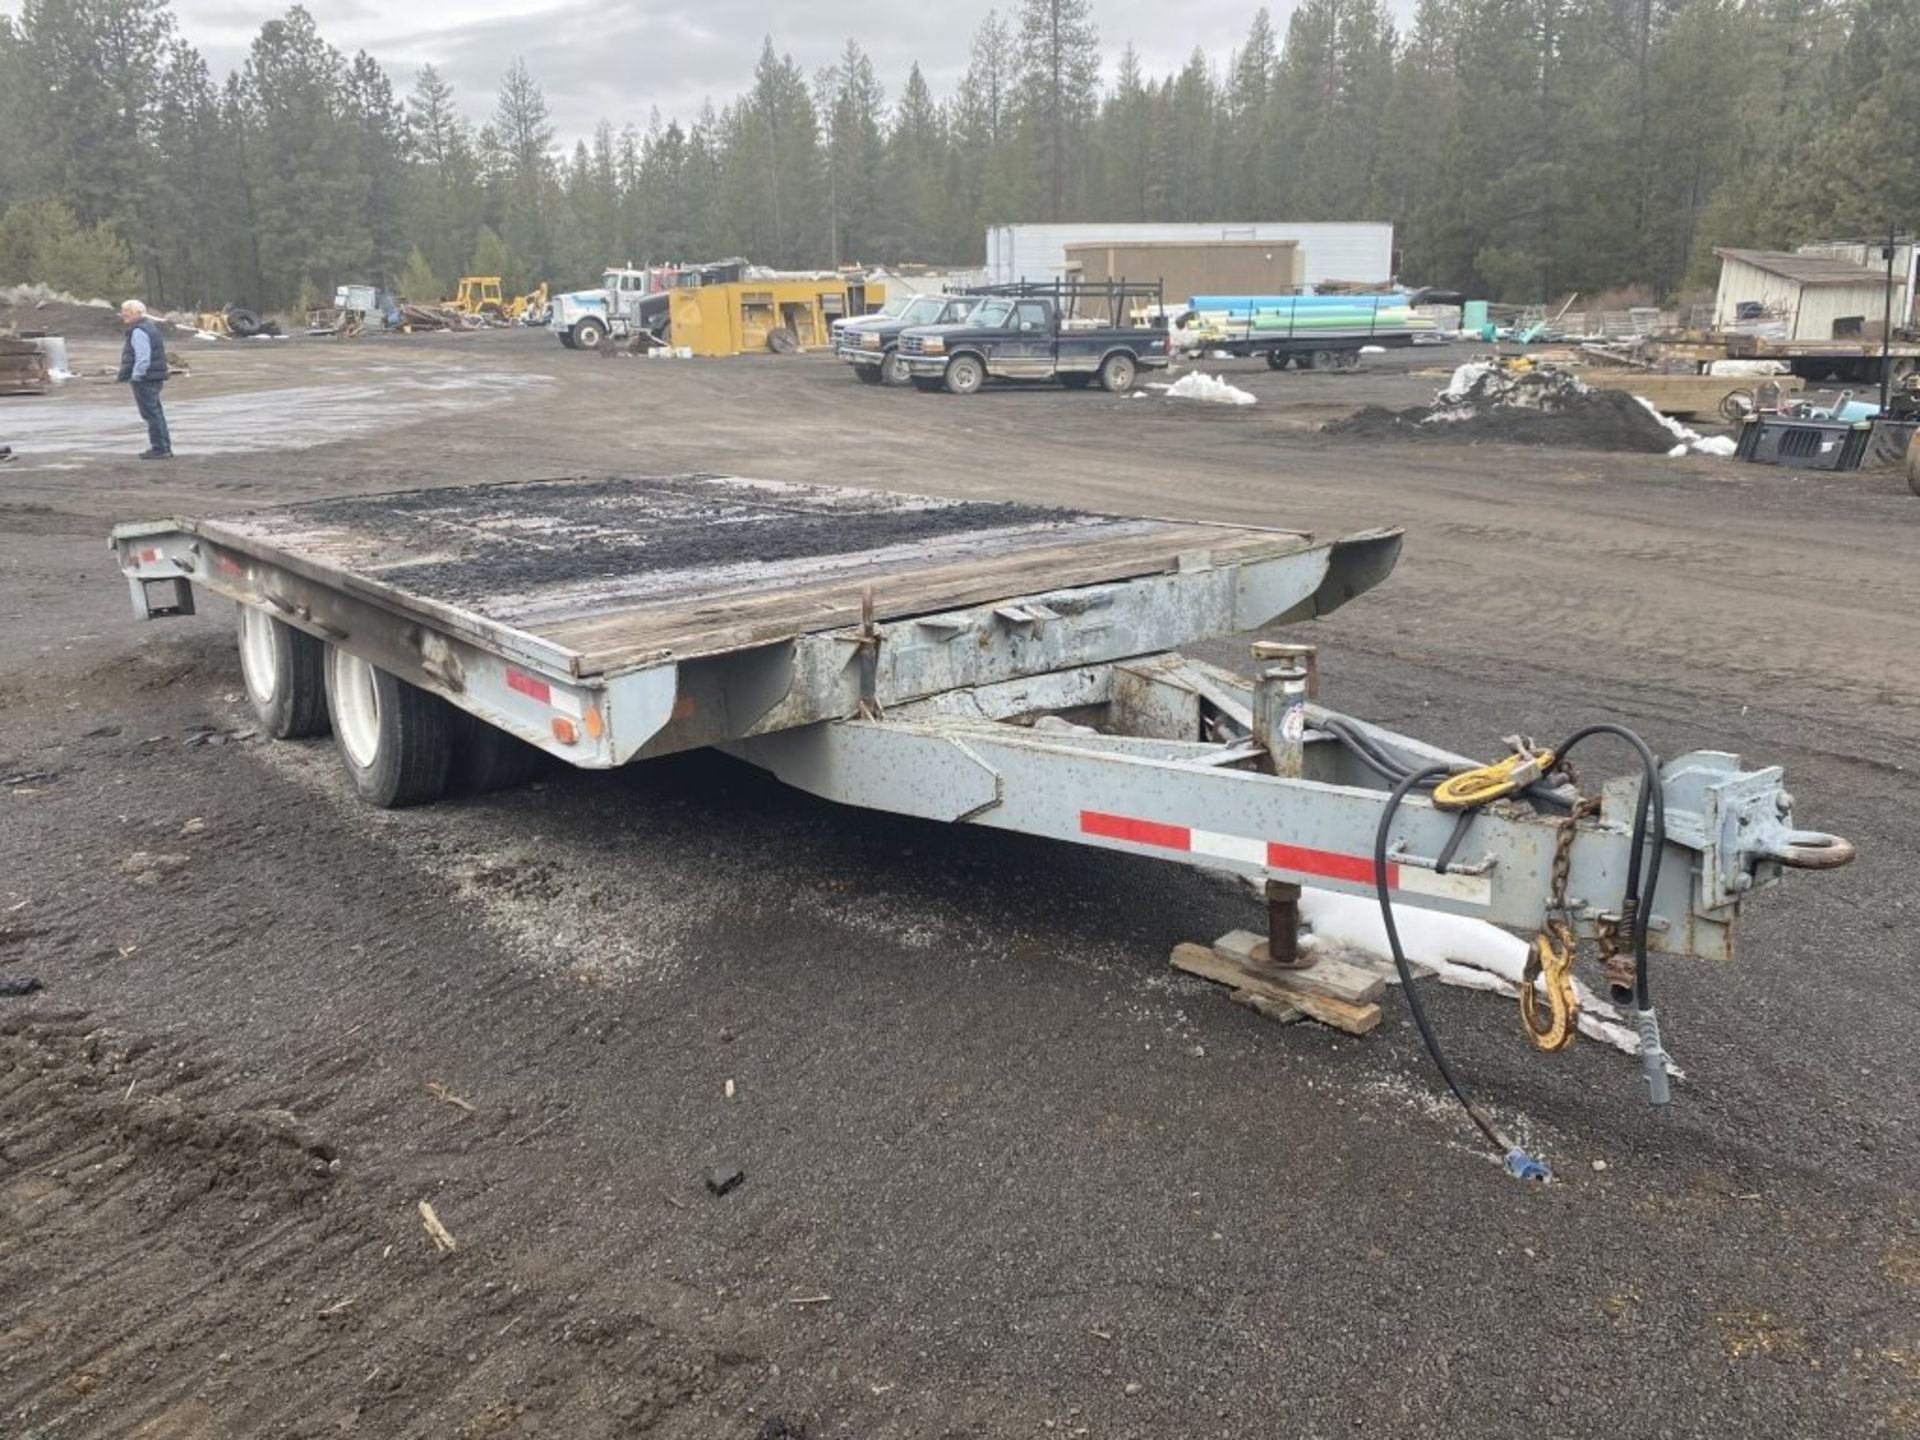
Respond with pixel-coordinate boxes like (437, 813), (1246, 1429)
(505, 281), (549, 324)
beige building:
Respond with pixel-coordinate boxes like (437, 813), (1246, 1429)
(1713, 248), (1907, 341)
(1062, 240), (1305, 304)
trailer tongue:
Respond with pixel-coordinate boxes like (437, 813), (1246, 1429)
(113, 475), (1852, 1164)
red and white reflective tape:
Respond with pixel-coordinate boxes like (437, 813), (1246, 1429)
(1078, 809), (1490, 906)
(505, 666), (583, 719)
(137, 546), (162, 564)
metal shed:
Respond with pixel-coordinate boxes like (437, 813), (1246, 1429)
(1712, 248), (1907, 342)
(985, 224), (1394, 290)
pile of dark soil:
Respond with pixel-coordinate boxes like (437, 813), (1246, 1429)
(1324, 364), (1682, 453)
(0, 295), (193, 340)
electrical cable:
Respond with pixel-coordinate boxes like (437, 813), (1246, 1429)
(1546, 724), (1666, 1012)
(1545, 723), (1673, 1103)
(1373, 764), (1551, 1182)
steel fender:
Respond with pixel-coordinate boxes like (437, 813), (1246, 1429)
(1244, 528), (1402, 628)
(604, 663), (680, 765)
(732, 723), (1002, 824)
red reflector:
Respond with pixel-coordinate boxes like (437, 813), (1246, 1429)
(506, 669), (552, 705)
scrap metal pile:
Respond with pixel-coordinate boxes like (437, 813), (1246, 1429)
(0, 335), (51, 396)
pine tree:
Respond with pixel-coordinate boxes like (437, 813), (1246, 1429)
(241, 6), (364, 310)
(1013, 0), (1100, 221)
(394, 245), (440, 302)
(345, 51), (407, 289)
(1091, 44), (1154, 222)
(952, 10), (1023, 246)
(880, 65), (948, 260)
(0, 196), (140, 297)
(493, 58), (556, 281)
(1226, 10), (1279, 219)
(819, 40), (886, 266)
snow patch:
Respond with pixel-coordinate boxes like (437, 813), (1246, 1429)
(1166, 370), (1256, 406)
(1296, 886), (1681, 1073)
(1634, 394), (1735, 457)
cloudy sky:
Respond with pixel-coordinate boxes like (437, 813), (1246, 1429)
(3, 1), (1419, 141)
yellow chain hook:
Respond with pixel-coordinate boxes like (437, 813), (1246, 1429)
(1433, 746), (1556, 811)
(1521, 918), (1580, 1052)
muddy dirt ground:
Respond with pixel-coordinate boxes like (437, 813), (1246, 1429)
(2, 329), (1917, 1440)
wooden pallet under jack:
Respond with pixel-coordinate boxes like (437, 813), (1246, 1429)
(1171, 880), (1387, 1035)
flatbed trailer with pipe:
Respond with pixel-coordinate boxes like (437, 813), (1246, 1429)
(112, 475), (1853, 1165)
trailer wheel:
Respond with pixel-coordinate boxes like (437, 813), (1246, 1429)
(944, 355), (985, 395)
(571, 318), (607, 349)
(1265, 351), (1290, 370)
(1099, 353), (1138, 392)
(880, 348), (911, 386)
(450, 712), (547, 795)
(1308, 349), (1337, 371)
(1335, 349), (1362, 370)
(237, 606), (329, 740)
(853, 362), (884, 384)
(324, 647), (453, 808)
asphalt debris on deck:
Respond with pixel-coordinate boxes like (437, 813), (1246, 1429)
(277, 474), (1090, 605)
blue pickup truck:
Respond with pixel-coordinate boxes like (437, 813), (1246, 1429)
(897, 293), (1171, 396)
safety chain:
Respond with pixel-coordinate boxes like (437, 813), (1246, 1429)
(1522, 795), (1600, 1051)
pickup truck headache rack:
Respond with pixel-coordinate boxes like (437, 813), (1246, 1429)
(114, 476), (1853, 1168)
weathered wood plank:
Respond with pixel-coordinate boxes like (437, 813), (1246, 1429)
(1171, 942), (1383, 1036)
(1211, 929), (1385, 1003)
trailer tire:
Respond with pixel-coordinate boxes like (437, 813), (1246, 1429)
(1335, 349), (1362, 370)
(1308, 349), (1337, 371)
(450, 712), (546, 795)
(880, 348), (911, 386)
(237, 606), (329, 740)
(571, 318), (607, 349)
(944, 355), (985, 395)
(324, 647), (453, 808)
(853, 362), (884, 384)
(1098, 353), (1138, 393)
(1265, 351), (1290, 370)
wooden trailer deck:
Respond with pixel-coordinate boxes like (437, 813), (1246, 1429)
(180, 475), (1321, 676)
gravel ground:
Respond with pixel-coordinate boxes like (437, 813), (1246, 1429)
(0, 331), (1916, 1439)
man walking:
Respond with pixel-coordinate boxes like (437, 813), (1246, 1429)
(118, 299), (172, 459)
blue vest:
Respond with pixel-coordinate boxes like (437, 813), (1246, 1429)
(119, 317), (169, 382)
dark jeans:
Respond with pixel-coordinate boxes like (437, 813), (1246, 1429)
(131, 379), (171, 454)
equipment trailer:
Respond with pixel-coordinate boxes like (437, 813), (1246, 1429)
(113, 476), (1852, 1154)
